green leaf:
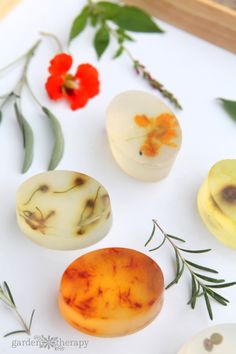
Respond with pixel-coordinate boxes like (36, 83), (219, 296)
(4, 330), (28, 338)
(28, 309), (35, 330)
(112, 6), (164, 33)
(113, 46), (124, 59)
(94, 25), (110, 58)
(149, 236), (166, 251)
(219, 98), (236, 121)
(203, 290), (213, 320)
(96, 2), (121, 19)
(166, 234), (186, 243)
(69, 6), (90, 43)
(185, 260), (218, 274)
(0, 110), (2, 123)
(178, 247), (211, 254)
(116, 28), (134, 42)
(3, 282), (15, 306)
(14, 103), (34, 173)
(145, 222), (156, 247)
(206, 282), (236, 288)
(42, 107), (64, 171)
(205, 288), (229, 305)
(193, 273), (225, 283)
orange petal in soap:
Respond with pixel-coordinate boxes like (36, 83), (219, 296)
(59, 248), (164, 337)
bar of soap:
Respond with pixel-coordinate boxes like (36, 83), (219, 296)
(16, 171), (112, 250)
(106, 90), (182, 182)
(0, 0), (20, 19)
(178, 323), (236, 354)
(59, 248), (164, 337)
(198, 160), (236, 249)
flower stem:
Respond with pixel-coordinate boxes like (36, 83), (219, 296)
(106, 24), (182, 109)
(40, 32), (63, 52)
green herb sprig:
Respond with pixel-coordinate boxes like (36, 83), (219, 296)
(0, 40), (64, 173)
(145, 220), (236, 320)
(69, 1), (182, 110)
(0, 282), (35, 337)
(218, 98), (236, 121)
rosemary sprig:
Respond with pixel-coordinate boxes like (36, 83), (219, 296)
(69, 1), (182, 110)
(0, 282), (35, 337)
(145, 219), (236, 320)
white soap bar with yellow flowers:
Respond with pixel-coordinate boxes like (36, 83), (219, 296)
(0, 0), (20, 19)
(106, 90), (182, 182)
(16, 171), (112, 250)
(198, 159), (236, 249)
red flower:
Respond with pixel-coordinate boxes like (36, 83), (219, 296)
(45, 53), (100, 110)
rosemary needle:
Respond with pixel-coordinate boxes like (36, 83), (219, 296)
(145, 219), (236, 320)
(0, 281), (35, 337)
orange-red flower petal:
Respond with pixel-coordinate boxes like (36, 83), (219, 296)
(48, 53), (73, 75)
(45, 76), (64, 100)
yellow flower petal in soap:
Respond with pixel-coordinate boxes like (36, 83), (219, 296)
(59, 248), (164, 337)
(16, 171), (112, 250)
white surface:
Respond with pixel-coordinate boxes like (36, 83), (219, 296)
(0, 0), (236, 353)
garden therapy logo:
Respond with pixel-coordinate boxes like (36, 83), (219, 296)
(11, 336), (89, 350)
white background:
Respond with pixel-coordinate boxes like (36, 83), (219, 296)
(0, 0), (236, 353)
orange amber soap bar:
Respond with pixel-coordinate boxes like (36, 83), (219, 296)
(59, 248), (164, 337)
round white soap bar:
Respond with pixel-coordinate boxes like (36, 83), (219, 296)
(106, 90), (182, 182)
(16, 171), (112, 250)
(178, 323), (236, 354)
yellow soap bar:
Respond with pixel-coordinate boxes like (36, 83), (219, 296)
(198, 160), (236, 249)
(59, 248), (164, 337)
(0, 0), (20, 19)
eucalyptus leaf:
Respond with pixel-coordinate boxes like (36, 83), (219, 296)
(14, 103), (34, 173)
(69, 6), (90, 43)
(94, 25), (110, 58)
(112, 6), (164, 33)
(42, 107), (64, 171)
(219, 98), (236, 121)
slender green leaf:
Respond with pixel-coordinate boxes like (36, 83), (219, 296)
(185, 260), (218, 274)
(206, 288), (229, 305)
(149, 236), (166, 251)
(165, 261), (184, 289)
(0, 110), (2, 123)
(3, 282), (15, 306)
(112, 6), (164, 33)
(166, 234), (186, 243)
(193, 273), (225, 283)
(28, 309), (35, 330)
(145, 222), (156, 247)
(113, 46), (124, 59)
(203, 290), (213, 320)
(69, 6), (90, 43)
(14, 103), (34, 173)
(116, 29), (134, 41)
(96, 2), (121, 19)
(219, 98), (236, 121)
(178, 247), (211, 254)
(206, 282), (236, 289)
(94, 25), (110, 58)
(4, 330), (28, 338)
(42, 107), (64, 171)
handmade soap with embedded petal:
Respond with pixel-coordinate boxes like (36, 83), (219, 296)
(16, 171), (112, 250)
(106, 90), (182, 182)
(178, 323), (236, 354)
(59, 248), (164, 337)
